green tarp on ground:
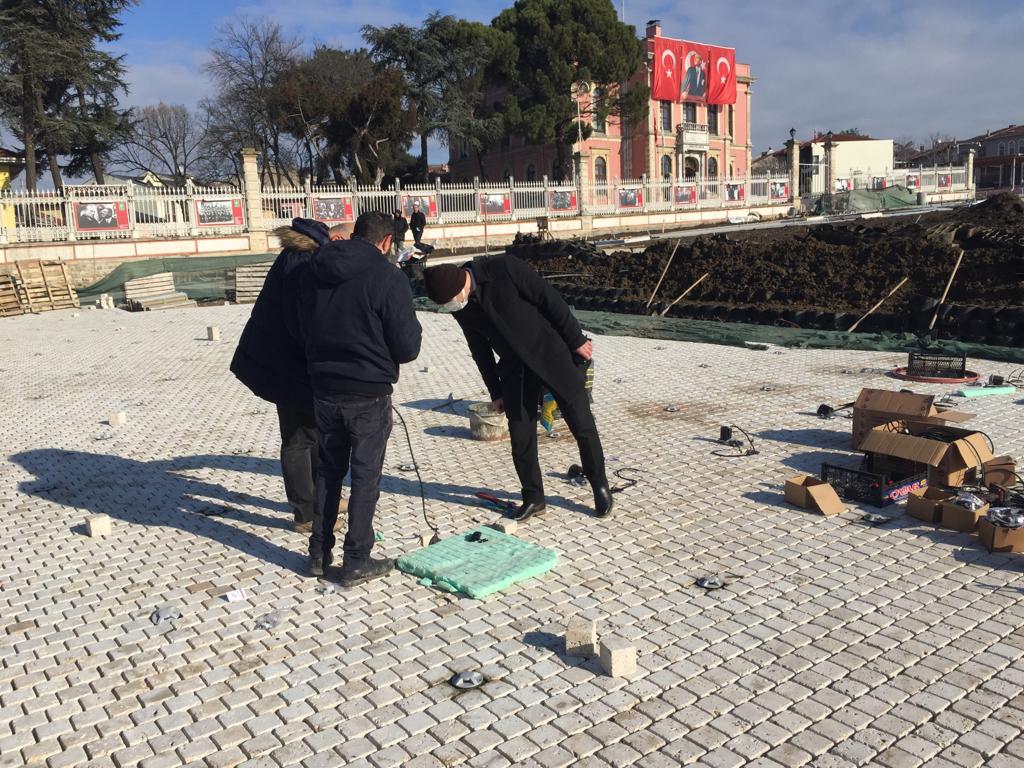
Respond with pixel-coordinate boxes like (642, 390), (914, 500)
(816, 185), (920, 214)
(76, 253), (276, 303)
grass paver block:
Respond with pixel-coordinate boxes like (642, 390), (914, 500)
(396, 526), (558, 599)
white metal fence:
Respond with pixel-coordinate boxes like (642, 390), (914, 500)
(0, 182), (247, 244)
(0, 164), (970, 245)
(799, 163), (969, 197)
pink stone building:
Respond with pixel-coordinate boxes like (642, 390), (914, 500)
(447, 20), (754, 186)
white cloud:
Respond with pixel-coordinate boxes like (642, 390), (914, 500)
(120, 40), (212, 109)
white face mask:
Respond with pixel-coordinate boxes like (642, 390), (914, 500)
(443, 297), (468, 313)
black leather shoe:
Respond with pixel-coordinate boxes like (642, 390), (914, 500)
(309, 556), (328, 577)
(338, 557), (394, 588)
(511, 501), (547, 522)
(594, 486), (614, 518)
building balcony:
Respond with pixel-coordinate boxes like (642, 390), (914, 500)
(676, 122), (709, 149)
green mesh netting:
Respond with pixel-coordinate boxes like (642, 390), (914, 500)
(76, 253), (277, 303)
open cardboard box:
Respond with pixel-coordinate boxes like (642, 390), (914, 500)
(983, 455), (1017, 487)
(859, 421), (993, 489)
(852, 389), (973, 450)
(784, 475), (845, 517)
(979, 518), (1024, 553)
(906, 487), (956, 524)
(940, 500), (989, 533)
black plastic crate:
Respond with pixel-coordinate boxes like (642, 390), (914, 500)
(906, 351), (967, 379)
(821, 462), (928, 507)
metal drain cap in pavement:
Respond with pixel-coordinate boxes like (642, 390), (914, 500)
(450, 671), (484, 689)
(697, 575), (724, 590)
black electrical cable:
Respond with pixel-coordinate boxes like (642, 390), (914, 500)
(712, 424), (759, 458)
(610, 467), (645, 493)
(391, 405), (440, 541)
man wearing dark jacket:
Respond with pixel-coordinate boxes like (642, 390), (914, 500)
(231, 218), (328, 533)
(409, 201), (426, 245)
(424, 255), (611, 522)
(301, 211), (422, 584)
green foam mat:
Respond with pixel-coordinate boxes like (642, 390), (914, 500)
(396, 526), (558, 599)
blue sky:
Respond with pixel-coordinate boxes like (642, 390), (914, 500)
(116, 0), (1024, 160)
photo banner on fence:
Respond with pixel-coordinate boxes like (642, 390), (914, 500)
(196, 198), (244, 226)
(480, 192), (511, 216)
(312, 196), (354, 222)
(402, 194), (437, 218)
(74, 201), (130, 232)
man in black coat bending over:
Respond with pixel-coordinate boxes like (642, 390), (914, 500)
(301, 211), (422, 584)
(424, 256), (611, 521)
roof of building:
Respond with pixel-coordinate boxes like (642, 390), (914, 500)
(0, 147), (25, 164)
(974, 124), (1024, 142)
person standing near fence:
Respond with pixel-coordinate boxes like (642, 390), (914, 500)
(409, 200), (426, 246)
(299, 211), (422, 584)
(392, 210), (408, 256)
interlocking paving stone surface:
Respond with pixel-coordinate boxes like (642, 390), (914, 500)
(1, 304), (1023, 768)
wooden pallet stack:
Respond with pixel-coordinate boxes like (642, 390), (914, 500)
(234, 263), (273, 303)
(0, 274), (23, 317)
(4, 260), (80, 315)
(123, 272), (196, 311)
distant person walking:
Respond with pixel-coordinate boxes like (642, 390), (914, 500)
(393, 210), (408, 255)
(299, 211), (422, 584)
(409, 200), (426, 246)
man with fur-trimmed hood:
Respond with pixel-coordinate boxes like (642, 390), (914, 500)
(231, 218), (350, 533)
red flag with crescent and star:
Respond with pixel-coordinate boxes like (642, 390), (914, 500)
(652, 37), (682, 101)
(707, 45), (736, 104)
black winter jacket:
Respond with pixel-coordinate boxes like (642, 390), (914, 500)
(300, 237), (422, 396)
(230, 218), (327, 408)
(452, 254), (587, 417)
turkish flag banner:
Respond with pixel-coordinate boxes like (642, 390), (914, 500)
(652, 37), (682, 101)
(707, 46), (736, 104)
(678, 41), (710, 103)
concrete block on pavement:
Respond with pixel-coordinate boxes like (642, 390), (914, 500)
(566, 616), (597, 658)
(599, 637), (637, 676)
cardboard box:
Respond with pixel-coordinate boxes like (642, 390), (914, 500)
(940, 501), (989, 533)
(906, 487), (955, 523)
(859, 421), (994, 489)
(852, 389), (973, 450)
(784, 475), (845, 517)
(983, 456), (1017, 487)
(979, 518), (1024, 553)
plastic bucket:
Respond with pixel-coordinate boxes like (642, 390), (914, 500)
(469, 403), (508, 441)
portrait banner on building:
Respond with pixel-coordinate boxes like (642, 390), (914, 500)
(871, 177), (888, 191)
(73, 200), (130, 232)
(548, 190), (577, 212)
(402, 194), (438, 218)
(725, 183), (745, 202)
(706, 46), (737, 105)
(312, 196), (354, 222)
(769, 181), (789, 200)
(617, 187), (644, 209)
(906, 175), (921, 190)
(195, 198), (245, 227)
(480, 192), (512, 216)
(937, 173), (952, 189)
(673, 185), (697, 204)
(652, 37), (682, 101)
(678, 40), (710, 103)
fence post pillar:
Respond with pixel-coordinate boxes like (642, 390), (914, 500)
(435, 177), (442, 223)
(966, 148), (976, 196)
(303, 176), (312, 218)
(186, 179), (200, 238)
(473, 177), (481, 223)
(65, 187), (77, 243)
(125, 181), (138, 241)
(239, 148), (267, 251)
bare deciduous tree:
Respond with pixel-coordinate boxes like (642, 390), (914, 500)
(203, 18), (302, 187)
(109, 103), (217, 185)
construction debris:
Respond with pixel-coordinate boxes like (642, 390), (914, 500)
(86, 514), (111, 537)
(124, 272), (196, 312)
(565, 616), (597, 658)
(599, 637), (637, 677)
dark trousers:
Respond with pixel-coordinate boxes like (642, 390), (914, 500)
(505, 366), (607, 505)
(277, 403), (318, 523)
(311, 393), (392, 563)
(411, 227), (424, 244)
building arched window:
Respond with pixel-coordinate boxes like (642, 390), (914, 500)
(707, 157), (718, 178)
(526, 163), (536, 182)
(998, 142), (1006, 156)
(660, 155), (672, 179)
(1008, 141), (1017, 155)
(594, 156), (608, 182)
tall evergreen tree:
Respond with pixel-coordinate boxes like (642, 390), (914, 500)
(492, 0), (648, 181)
